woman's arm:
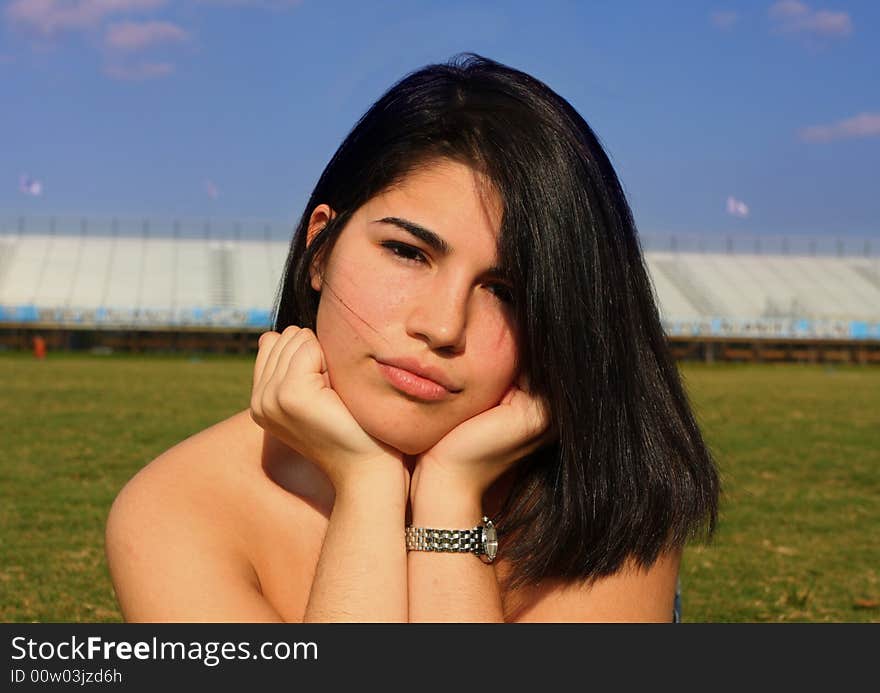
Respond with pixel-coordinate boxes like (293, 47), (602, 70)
(407, 473), (504, 622)
(302, 466), (409, 622)
(405, 373), (553, 622)
(404, 379), (679, 623)
(407, 469), (681, 622)
(250, 327), (411, 622)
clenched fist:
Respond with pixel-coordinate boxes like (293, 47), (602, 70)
(250, 326), (406, 493)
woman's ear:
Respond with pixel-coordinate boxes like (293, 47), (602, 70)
(306, 204), (336, 292)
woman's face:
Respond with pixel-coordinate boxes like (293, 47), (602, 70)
(307, 158), (520, 456)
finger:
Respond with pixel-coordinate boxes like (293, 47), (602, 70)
(496, 381), (514, 406)
(261, 325), (302, 386)
(270, 327), (319, 387)
(511, 398), (555, 461)
(284, 329), (327, 382)
(533, 397), (557, 445)
(519, 390), (552, 440)
(252, 331), (281, 424)
(253, 331), (280, 386)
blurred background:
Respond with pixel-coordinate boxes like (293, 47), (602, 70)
(0, 0), (877, 622)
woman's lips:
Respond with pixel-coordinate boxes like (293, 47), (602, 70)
(376, 361), (453, 401)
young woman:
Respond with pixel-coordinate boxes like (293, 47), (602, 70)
(105, 53), (719, 622)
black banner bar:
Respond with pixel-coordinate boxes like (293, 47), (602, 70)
(3, 623), (873, 690)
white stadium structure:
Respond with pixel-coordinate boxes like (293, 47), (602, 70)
(1, 217), (878, 361)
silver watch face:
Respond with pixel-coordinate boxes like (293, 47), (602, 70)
(483, 523), (498, 561)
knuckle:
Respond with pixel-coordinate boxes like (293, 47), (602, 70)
(292, 335), (314, 358)
(277, 386), (299, 412)
(261, 389), (280, 418)
(292, 328), (314, 348)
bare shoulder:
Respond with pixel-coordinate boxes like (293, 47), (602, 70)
(503, 548), (683, 623)
(104, 409), (288, 622)
(107, 408), (264, 538)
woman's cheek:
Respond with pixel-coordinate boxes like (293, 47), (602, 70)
(476, 314), (520, 398)
(317, 259), (399, 343)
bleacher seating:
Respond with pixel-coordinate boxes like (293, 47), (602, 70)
(0, 228), (878, 339)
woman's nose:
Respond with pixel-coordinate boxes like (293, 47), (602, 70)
(405, 281), (469, 352)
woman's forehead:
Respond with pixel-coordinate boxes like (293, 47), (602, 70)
(366, 159), (503, 240)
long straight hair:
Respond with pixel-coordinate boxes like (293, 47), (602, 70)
(274, 53), (720, 592)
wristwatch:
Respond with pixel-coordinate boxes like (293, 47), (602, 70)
(404, 516), (498, 563)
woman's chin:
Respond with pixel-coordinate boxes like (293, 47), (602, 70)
(340, 388), (483, 457)
(372, 432), (440, 457)
(356, 419), (446, 457)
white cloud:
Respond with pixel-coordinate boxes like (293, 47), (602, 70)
(726, 196), (749, 218)
(105, 20), (187, 51)
(19, 173), (44, 196)
(710, 11), (738, 29)
(770, 0), (809, 19)
(798, 112), (880, 143)
(5, 0), (168, 36)
(103, 60), (174, 80)
(5, 0), (302, 81)
(769, 1), (853, 38)
(192, 0), (303, 7)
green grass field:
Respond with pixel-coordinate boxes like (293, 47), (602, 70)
(1, 352), (877, 622)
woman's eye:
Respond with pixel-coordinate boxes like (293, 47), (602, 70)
(382, 241), (514, 305)
(489, 283), (514, 304)
(381, 241), (427, 264)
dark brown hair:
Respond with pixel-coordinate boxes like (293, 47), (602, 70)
(273, 53), (720, 592)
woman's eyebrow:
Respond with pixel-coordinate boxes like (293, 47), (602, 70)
(372, 216), (451, 255)
(372, 216), (506, 277)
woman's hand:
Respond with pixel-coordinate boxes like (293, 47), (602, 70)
(250, 326), (407, 494)
(409, 373), (556, 507)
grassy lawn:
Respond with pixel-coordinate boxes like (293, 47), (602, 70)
(1, 352), (877, 622)
(678, 362), (879, 622)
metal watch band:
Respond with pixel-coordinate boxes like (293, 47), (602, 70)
(405, 526), (484, 555)
(404, 516), (498, 563)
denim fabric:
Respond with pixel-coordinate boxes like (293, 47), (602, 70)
(672, 577), (682, 623)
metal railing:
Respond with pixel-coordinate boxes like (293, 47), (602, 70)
(0, 214), (296, 242)
(2, 215), (878, 256)
(639, 231), (879, 257)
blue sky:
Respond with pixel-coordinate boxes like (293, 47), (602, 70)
(2, 0), (878, 238)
